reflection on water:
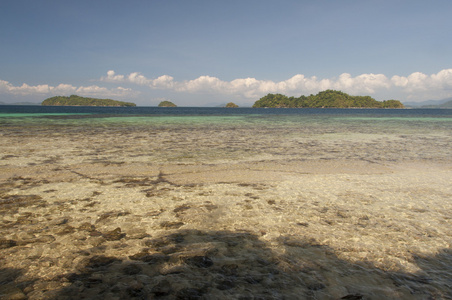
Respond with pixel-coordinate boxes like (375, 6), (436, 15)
(0, 109), (451, 299)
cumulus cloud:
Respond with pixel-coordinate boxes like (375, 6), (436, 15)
(100, 68), (452, 102)
(3, 69), (452, 104)
(105, 70), (124, 81)
(101, 70), (394, 98)
(333, 73), (391, 94)
(391, 69), (452, 92)
(102, 70), (175, 89)
(388, 69), (452, 100)
(0, 79), (137, 99)
(0, 80), (55, 95)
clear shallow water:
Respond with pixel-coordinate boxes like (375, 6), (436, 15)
(1, 105), (451, 299)
(1, 106), (451, 136)
(2, 106), (451, 163)
(0, 104), (451, 121)
(1, 105), (451, 123)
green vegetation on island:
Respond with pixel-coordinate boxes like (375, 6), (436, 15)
(158, 100), (177, 107)
(41, 95), (136, 107)
(252, 90), (404, 108)
(225, 102), (239, 108)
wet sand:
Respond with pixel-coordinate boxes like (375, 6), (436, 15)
(1, 119), (452, 299)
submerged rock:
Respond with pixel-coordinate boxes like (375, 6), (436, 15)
(85, 255), (120, 269)
(160, 221), (184, 229)
(129, 252), (170, 264)
(122, 264), (142, 275)
(0, 194), (45, 212)
(102, 227), (125, 241)
(176, 287), (206, 299)
(341, 294), (363, 300)
(185, 256), (214, 268)
(0, 239), (17, 249)
(78, 222), (96, 232)
(151, 279), (172, 297)
(56, 225), (75, 236)
(216, 278), (236, 290)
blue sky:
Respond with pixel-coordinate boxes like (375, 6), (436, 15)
(1, 0), (451, 106)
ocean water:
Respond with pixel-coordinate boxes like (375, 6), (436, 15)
(1, 106), (451, 164)
(1, 106), (451, 299)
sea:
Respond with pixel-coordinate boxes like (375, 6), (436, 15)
(1, 105), (451, 140)
(1, 105), (451, 163)
(1, 105), (451, 299)
(2, 104), (452, 117)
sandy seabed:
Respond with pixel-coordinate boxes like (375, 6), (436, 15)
(1, 121), (452, 299)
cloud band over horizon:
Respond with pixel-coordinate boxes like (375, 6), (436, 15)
(2, 69), (452, 104)
(0, 80), (137, 99)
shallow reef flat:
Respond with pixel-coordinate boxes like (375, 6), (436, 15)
(1, 119), (452, 299)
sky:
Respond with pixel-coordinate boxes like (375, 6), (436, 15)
(1, 0), (451, 106)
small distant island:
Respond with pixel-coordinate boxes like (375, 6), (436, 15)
(252, 90), (404, 108)
(225, 102), (239, 108)
(158, 100), (177, 107)
(42, 95), (136, 107)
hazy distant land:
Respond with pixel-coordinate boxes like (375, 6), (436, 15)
(410, 98), (452, 109)
(0, 101), (40, 105)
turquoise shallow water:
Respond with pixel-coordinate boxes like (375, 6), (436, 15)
(2, 107), (451, 163)
(1, 105), (452, 117)
(1, 106), (451, 130)
(1, 106), (451, 166)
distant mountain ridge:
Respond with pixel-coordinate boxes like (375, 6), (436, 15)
(0, 101), (40, 105)
(404, 97), (452, 108)
(420, 99), (452, 108)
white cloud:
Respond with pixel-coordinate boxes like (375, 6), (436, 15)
(0, 79), (137, 99)
(128, 72), (150, 85)
(102, 70), (175, 89)
(75, 85), (136, 98)
(101, 70), (394, 98)
(104, 70), (124, 81)
(152, 75), (175, 89)
(392, 69), (452, 92)
(392, 72), (428, 91)
(3, 69), (452, 104)
(53, 84), (77, 94)
(0, 80), (54, 95)
(334, 73), (391, 94)
(389, 69), (452, 100)
(177, 76), (225, 93)
(100, 68), (452, 102)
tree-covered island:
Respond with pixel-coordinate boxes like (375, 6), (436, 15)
(41, 95), (136, 107)
(225, 102), (239, 108)
(252, 90), (404, 108)
(158, 100), (177, 107)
